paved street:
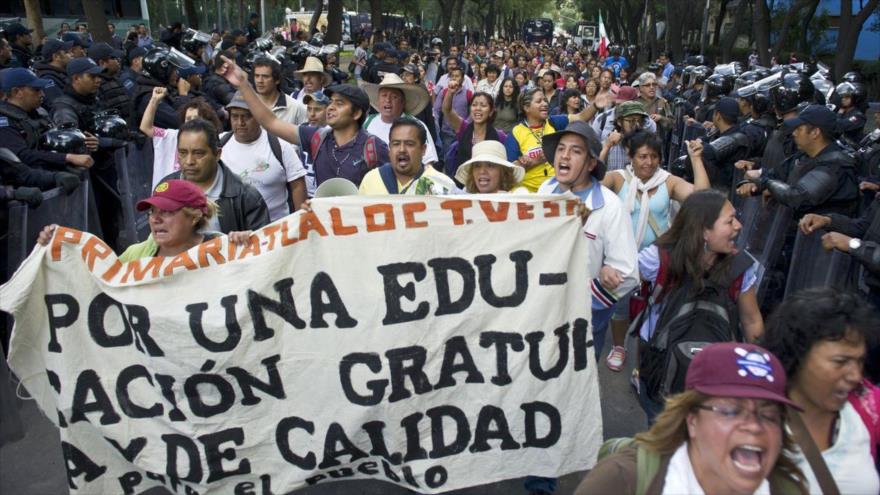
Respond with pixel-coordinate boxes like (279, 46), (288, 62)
(0, 338), (646, 494)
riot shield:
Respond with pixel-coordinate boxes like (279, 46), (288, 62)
(115, 141), (155, 250)
(783, 229), (859, 297)
(665, 100), (686, 168)
(734, 199), (792, 303)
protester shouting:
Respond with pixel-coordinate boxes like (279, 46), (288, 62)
(575, 342), (808, 495)
(454, 140), (525, 194)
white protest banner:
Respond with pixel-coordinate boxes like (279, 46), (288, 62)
(0, 195), (601, 494)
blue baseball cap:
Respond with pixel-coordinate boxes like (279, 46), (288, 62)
(177, 65), (206, 77)
(41, 39), (74, 59)
(66, 57), (106, 76)
(783, 104), (838, 134)
(62, 32), (91, 48)
(5, 23), (32, 39)
(1, 68), (52, 92)
(303, 90), (330, 106)
(88, 42), (123, 61)
(714, 97), (740, 120)
(128, 46), (148, 62)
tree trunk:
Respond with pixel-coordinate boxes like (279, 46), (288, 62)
(326, 0), (343, 44)
(23, 0), (45, 41)
(82, 0), (112, 43)
(238, 0), (244, 31)
(720, 0), (748, 61)
(771, 0), (812, 58)
(437, 0), (454, 46)
(183, 0), (199, 30)
(712, 0), (730, 47)
(834, 0), (880, 80)
(486, 0), (497, 39)
(754, 0), (771, 65)
(798, 0), (820, 54)
(368, 0), (383, 39)
(308, 0), (323, 34)
(665, 0), (685, 62)
(647, 0), (658, 60)
(452, 0), (466, 45)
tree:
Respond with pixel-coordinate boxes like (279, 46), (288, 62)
(82, 0), (112, 43)
(183, 0), (200, 30)
(754, 0), (772, 65)
(23, 0), (45, 41)
(326, 0), (344, 44)
(834, 0), (880, 80)
(720, 0), (749, 61)
(308, 0), (324, 35)
(368, 0), (384, 39)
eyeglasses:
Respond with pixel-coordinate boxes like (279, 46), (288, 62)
(642, 83), (658, 88)
(695, 403), (783, 427)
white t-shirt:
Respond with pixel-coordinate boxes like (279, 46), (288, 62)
(365, 115), (439, 165)
(220, 130), (306, 221)
(792, 402), (880, 495)
(663, 442), (771, 495)
(151, 127), (180, 189)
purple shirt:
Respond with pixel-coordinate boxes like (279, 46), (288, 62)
(298, 126), (390, 186)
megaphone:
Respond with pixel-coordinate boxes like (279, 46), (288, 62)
(314, 178), (358, 198)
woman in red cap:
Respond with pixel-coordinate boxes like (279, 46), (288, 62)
(575, 342), (807, 495)
(37, 180), (249, 260)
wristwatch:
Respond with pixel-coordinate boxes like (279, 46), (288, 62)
(849, 238), (862, 251)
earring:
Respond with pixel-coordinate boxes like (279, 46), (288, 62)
(703, 240), (709, 253)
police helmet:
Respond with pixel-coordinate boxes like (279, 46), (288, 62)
(89, 110), (129, 140)
(702, 73), (734, 102)
(769, 72), (813, 114)
(691, 65), (713, 86)
(834, 81), (867, 107)
(40, 125), (87, 154)
(142, 47), (196, 83)
(182, 29), (211, 55)
(842, 71), (862, 83)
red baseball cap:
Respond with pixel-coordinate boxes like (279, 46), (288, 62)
(686, 342), (801, 409)
(613, 86), (639, 103)
(136, 180), (208, 214)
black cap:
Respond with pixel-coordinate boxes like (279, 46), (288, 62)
(231, 29), (245, 38)
(5, 23), (32, 39)
(88, 42), (123, 61)
(541, 121), (606, 180)
(783, 104), (838, 134)
(714, 97), (740, 120)
(41, 39), (74, 59)
(324, 84), (370, 124)
(66, 57), (106, 76)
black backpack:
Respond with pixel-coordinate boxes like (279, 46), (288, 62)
(637, 248), (755, 402)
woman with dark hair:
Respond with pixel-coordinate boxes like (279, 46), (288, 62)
(555, 87), (585, 115)
(576, 342), (807, 495)
(760, 288), (880, 495)
(598, 132), (710, 372)
(583, 77), (600, 106)
(635, 189), (764, 420)
(441, 84), (506, 179)
(493, 77), (520, 134)
(140, 88), (222, 188)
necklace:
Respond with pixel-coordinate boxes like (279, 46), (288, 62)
(330, 138), (352, 177)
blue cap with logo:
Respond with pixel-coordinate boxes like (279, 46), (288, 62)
(1, 68), (52, 92)
(41, 39), (74, 59)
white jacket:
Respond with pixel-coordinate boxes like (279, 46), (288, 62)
(538, 177), (640, 310)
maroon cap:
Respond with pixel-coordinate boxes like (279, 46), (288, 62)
(613, 86), (639, 103)
(686, 342), (801, 409)
(136, 180), (208, 214)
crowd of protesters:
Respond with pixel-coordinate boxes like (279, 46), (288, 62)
(1, 15), (880, 495)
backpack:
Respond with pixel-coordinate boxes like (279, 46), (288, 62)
(220, 131), (291, 210)
(636, 248), (755, 402)
(308, 127), (381, 171)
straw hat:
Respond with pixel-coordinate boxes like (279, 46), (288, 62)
(455, 140), (525, 185)
(359, 72), (431, 116)
(294, 57), (332, 87)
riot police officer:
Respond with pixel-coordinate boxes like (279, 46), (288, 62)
(88, 43), (131, 121)
(5, 23), (34, 69)
(0, 68), (93, 172)
(833, 81), (867, 147)
(33, 39), (73, 108)
(699, 97), (752, 191)
(132, 47), (194, 130)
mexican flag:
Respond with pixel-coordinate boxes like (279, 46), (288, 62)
(598, 11), (608, 57)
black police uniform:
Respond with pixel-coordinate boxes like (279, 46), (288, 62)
(837, 107), (867, 145)
(701, 124), (752, 190)
(201, 72), (237, 108)
(10, 44), (32, 69)
(0, 100), (69, 170)
(760, 141), (859, 217)
(97, 73), (132, 121)
(119, 67), (140, 94)
(32, 61), (68, 108)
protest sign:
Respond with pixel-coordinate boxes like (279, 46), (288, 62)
(0, 195), (601, 494)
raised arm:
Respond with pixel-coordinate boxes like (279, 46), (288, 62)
(569, 91), (612, 123)
(218, 55), (301, 145)
(139, 87), (165, 138)
(441, 80), (464, 133)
